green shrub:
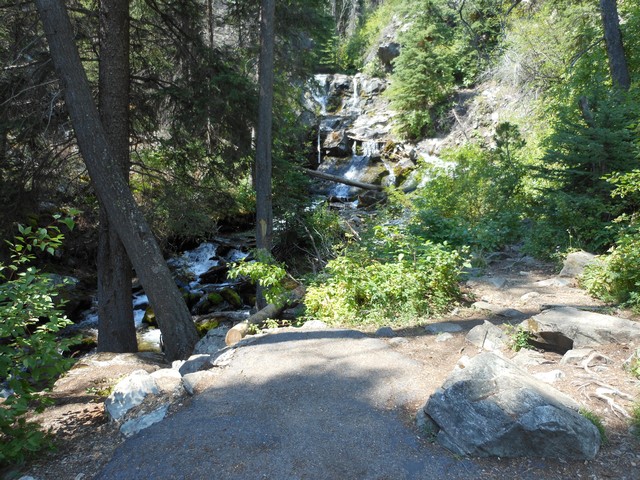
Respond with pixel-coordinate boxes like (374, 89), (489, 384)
(304, 223), (468, 325)
(0, 214), (79, 466)
(579, 408), (608, 445)
(228, 250), (288, 307)
(410, 129), (526, 254)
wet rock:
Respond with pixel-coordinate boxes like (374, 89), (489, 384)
(423, 352), (601, 459)
(322, 130), (352, 157)
(220, 288), (243, 308)
(198, 264), (229, 285)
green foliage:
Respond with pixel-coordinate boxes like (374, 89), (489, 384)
(579, 408), (608, 445)
(0, 214), (79, 466)
(504, 324), (533, 352)
(228, 250), (288, 307)
(410, 126), (526, 254)
(304, 223), (468, 325)
(386, 0), (504, 138)
(578, 172), (640, 310)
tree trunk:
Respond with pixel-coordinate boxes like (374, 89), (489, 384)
(97, 0), (137, 353)
(35, 0), (199, 361)
(599, 0), (630, 90)
(255, 0), (276, 309)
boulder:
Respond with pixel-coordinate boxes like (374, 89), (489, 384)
(375, 326), (395, 337)
(559, 251), (598, 278)
(105, 370), (160, 421)
(522, 307), (640, 350)
(377, 42), (401, 71)
(422, 353), (601, 459)
(178, 354), (214, 376)
(322, 129), (352, 157)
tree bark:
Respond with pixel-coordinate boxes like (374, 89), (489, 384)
(599, 0), (630, 90)
(97, 0), (137, 353)
(35, 0), (199, 361)
(254, 0), (276, 309)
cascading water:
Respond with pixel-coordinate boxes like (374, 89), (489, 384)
(328, 154), (372, 199)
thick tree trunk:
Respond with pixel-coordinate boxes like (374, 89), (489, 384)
(97, 0), (137, 353)
(599, 0), (630, 90)
(35, 0), (199, 361)
(255, 0), (276, 309)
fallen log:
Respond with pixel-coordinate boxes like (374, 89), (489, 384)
(301, 167), (385, 191)
(225, 303), (283, 346)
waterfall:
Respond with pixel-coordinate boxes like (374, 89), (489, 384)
(312, 74), (329, 115)
(361, 140), (379, 157)
(329, 155), (371, 199)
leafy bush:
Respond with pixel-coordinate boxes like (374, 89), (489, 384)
(228, 250), (288, 307)
(304, 223), (468, 325)
(410, 127), (526, 254)
(0, 214), (79, 465)
(579, 172), (640, 310)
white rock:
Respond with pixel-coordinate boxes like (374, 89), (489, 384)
(120, 404), (169, 438)
(105, 370), (159, 421)
(533, 370), (565, 383)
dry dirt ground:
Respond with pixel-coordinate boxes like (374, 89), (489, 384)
(7, 253), (640, 480)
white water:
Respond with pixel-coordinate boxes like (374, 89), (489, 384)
(329, 155), (371, 199)
(311, 74), (329, 114)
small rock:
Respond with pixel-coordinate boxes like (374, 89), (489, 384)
(388, 337), (409, 346)
(120, 404), (169, 438)
(519, 292), (541, 302)
(436, 333), (454, 342)
(425, 322), (463, 334)
(466, 321), (508, 352)
(535, 278), (571, 287)
(511, 349), (551, 367)
(375, 326), (395, 337)
(533, 370), (565, 383)
(467, 276), (507, 289)
(560, 348), (595, 366)
(300, 320), (328, 330)
(472, 302), (527, 319)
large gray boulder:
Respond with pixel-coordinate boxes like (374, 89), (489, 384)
(523, 306), (640, 350)
(422, 353), (600, 459)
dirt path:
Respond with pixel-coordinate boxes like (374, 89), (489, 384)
(13, 252), (640, 480)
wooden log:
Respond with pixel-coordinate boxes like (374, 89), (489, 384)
(301, 167), (385, 191)
(225, 303), (282, 346)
